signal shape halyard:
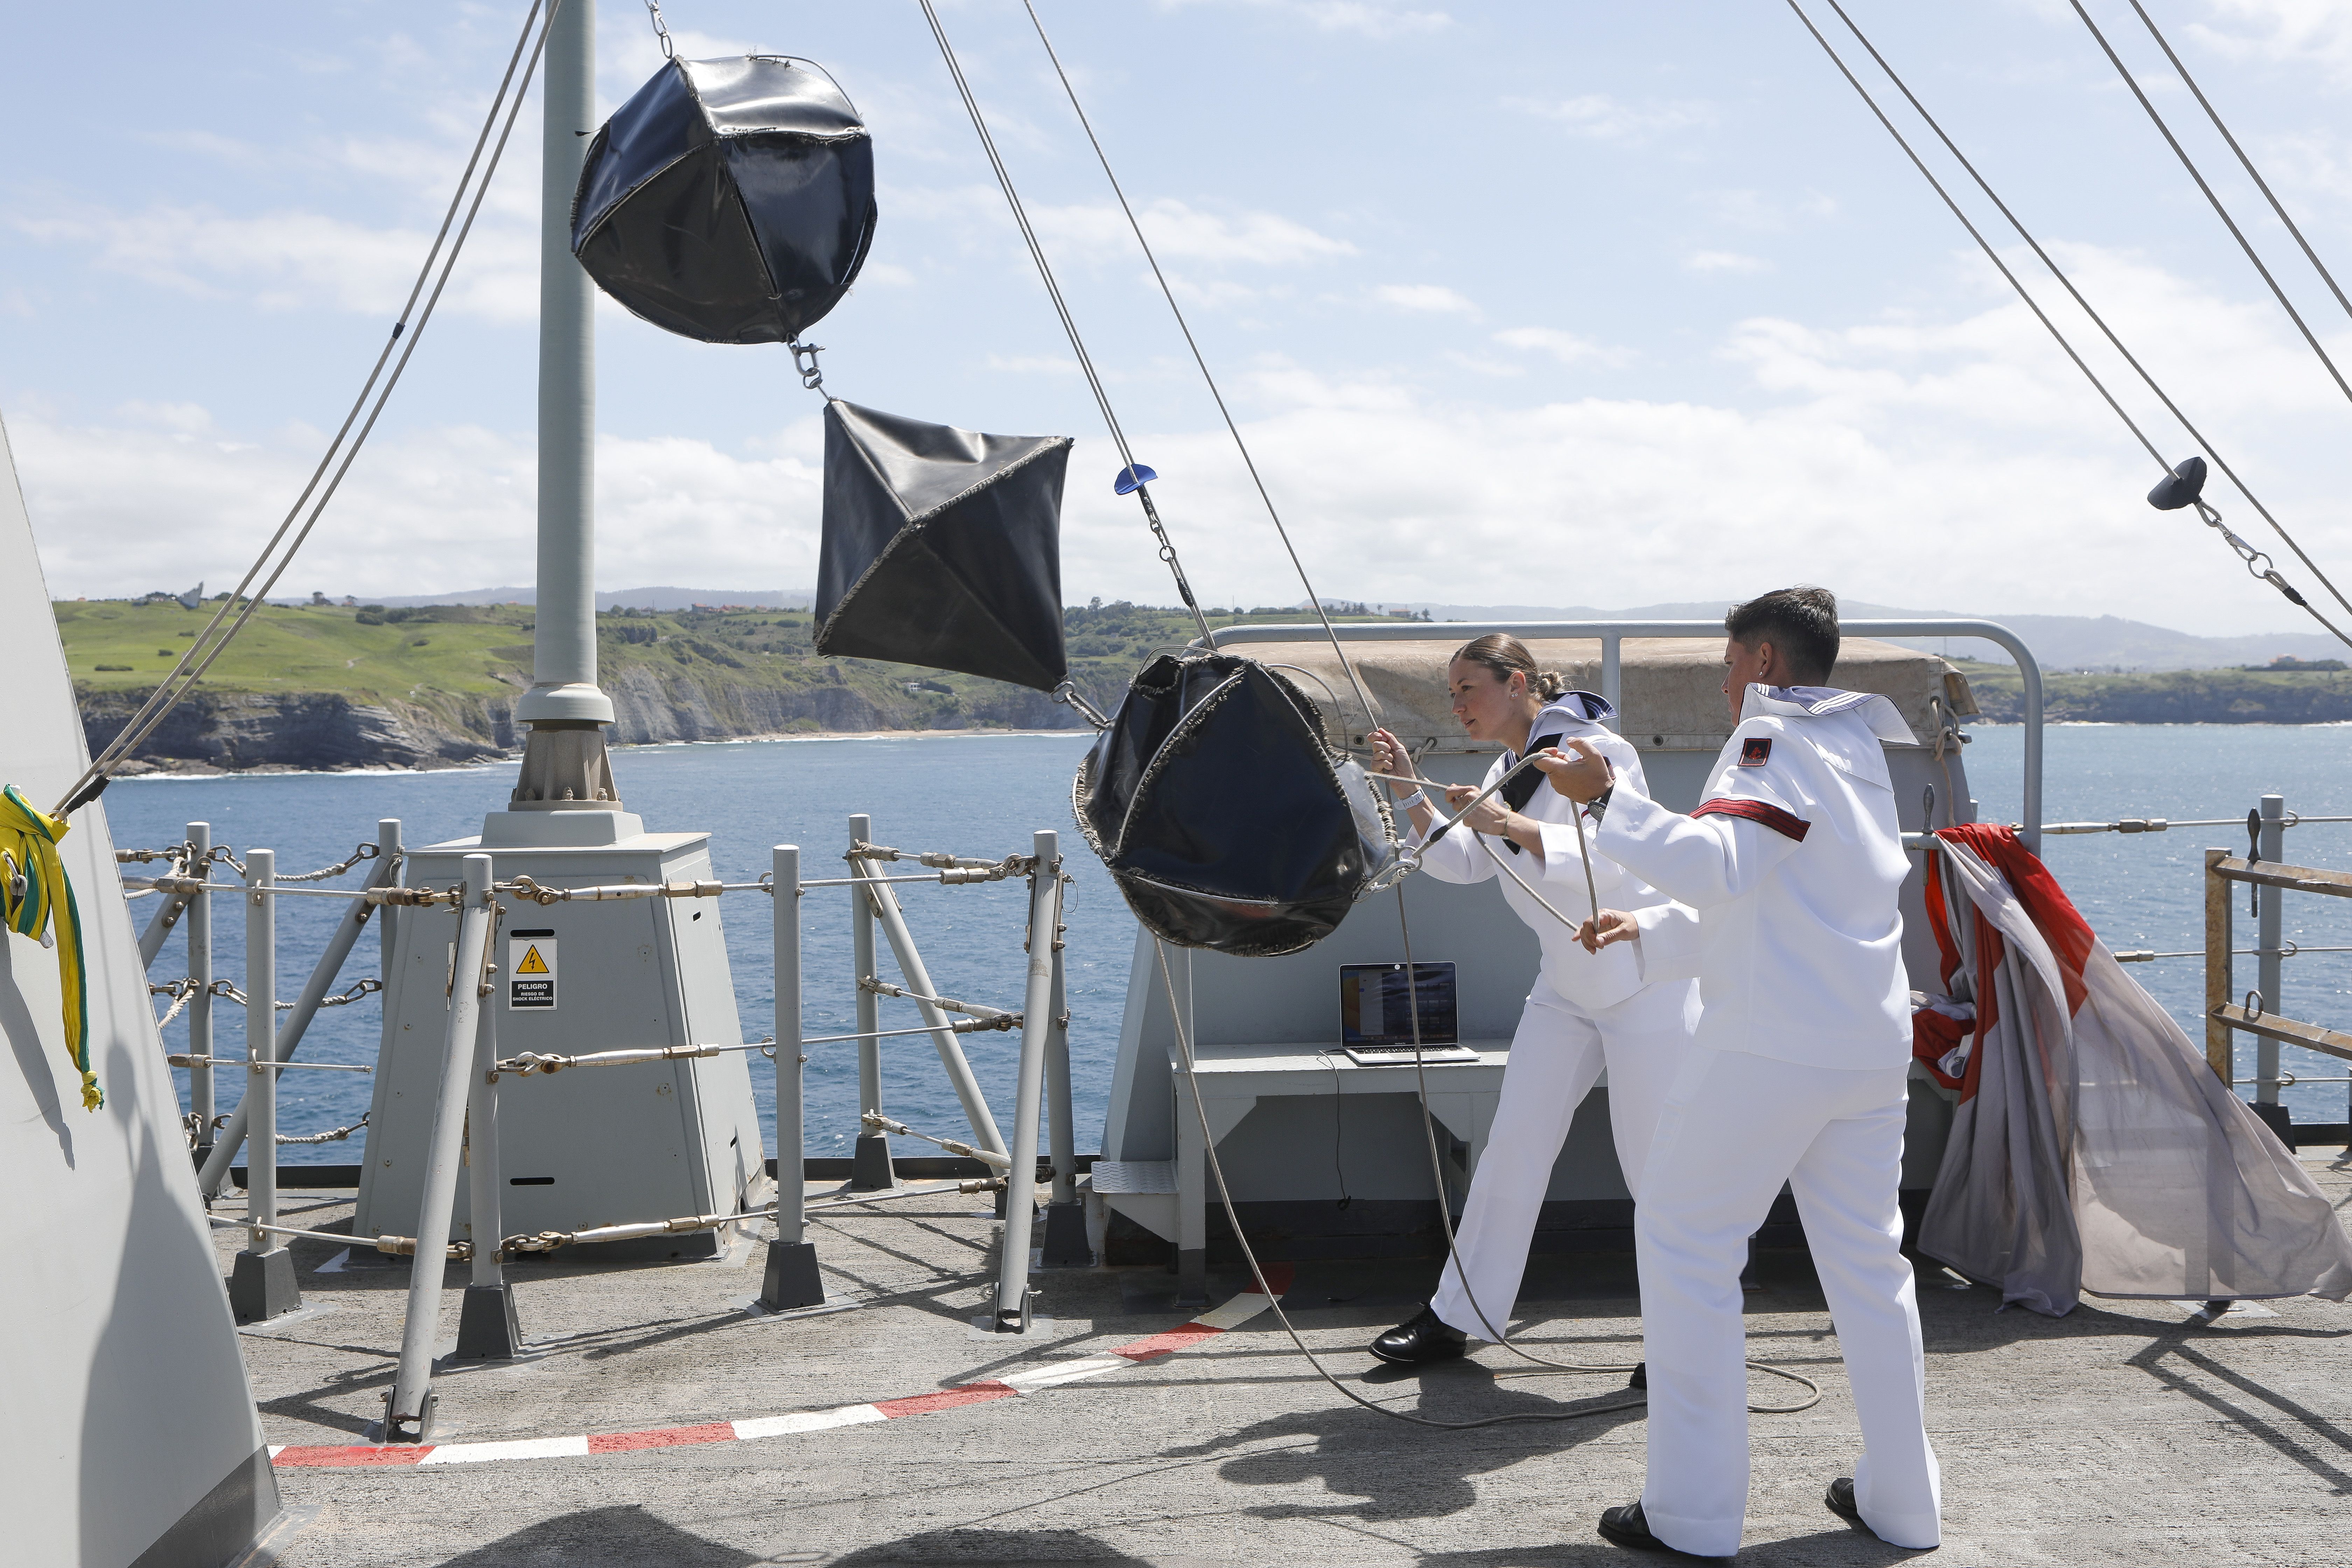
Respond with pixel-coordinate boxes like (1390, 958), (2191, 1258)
(1073, 653), (1401, 958)
(814, 401), (1075, 692)
(572, 55), (877, 345)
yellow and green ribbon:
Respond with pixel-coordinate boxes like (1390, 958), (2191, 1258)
(2, 785), (99, 1111)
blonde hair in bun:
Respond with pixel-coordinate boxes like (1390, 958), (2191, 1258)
(1452, 634), (1565, 700)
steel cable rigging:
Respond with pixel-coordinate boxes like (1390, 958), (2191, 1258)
(2070, 1), (2352, 413)
(915, 0), (1382, 733)
(1786, 0), (2352, 650)
(2117, 0), (2352, 331)
(1017, 0), (1380, 733)
(55, 0), (564, 816)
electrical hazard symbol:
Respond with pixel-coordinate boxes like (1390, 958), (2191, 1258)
(509, 933), (557, 1010)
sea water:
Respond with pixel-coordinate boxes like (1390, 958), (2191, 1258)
(110, 723), (2352, 1164)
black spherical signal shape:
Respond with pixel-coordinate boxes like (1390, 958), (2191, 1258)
(572, 55), (877, 345)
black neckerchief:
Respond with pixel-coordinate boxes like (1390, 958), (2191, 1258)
(1495, 732), (1564, 852)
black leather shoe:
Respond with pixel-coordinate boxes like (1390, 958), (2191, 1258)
(1628, 1360), (1648, 1390)
(1596, 1501), (1730, 1559)
(1825, 1477), (1863, 1527)
(1369, 1305), (1468, 1364)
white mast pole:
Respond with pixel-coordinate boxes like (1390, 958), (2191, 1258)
(509, 0), (618, 811)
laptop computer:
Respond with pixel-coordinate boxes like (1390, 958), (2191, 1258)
(1338, 961), (1477, 1066)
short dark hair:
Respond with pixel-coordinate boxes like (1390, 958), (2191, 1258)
(1725, 587), (1839, 685)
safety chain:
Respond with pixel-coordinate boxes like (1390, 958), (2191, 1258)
(789, 340), (827, 394)
(2195, 500), (2301, 604)
(307, 977), (384, 1010)
(194, 977), (373, 1010)
(278, 1112), (368, 1147)
(642, 0), (675, 59)
(277, 841), (382, 884)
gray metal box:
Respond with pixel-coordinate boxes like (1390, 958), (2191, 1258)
(354, 830), (768, 1258)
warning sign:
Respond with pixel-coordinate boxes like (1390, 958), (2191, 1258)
(509, 933), (557, 1010)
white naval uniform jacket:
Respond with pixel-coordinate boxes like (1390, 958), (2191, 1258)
(1596, 685), (1916, 1069)
(1409, 694), (1673, 1012)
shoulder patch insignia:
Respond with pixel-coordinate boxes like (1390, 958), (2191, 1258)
(1738, 737), (1772, 767)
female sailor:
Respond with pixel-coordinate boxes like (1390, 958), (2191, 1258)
(1365, 634), (1699, 1367)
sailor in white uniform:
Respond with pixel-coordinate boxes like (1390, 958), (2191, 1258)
(1540, 588), (1941, 1559)
(1364, 635), (1699, 1367)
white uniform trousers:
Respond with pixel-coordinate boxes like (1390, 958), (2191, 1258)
(1636, 1048), (1941, 1556)
(1429, 976), (1700, 1339)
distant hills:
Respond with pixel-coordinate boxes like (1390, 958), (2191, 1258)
(371, 586), (814, 611)
(1399, 600), (2345, 673)
(329, 587), (2339, 672)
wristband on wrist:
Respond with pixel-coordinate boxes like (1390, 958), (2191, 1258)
(1585, 784), (1614, 822)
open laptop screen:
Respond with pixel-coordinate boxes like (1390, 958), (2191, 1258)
(1338, 961), (1458, 1048)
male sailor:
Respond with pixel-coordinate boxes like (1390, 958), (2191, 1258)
(1538, 587), (1941, 1558)
(1363, 635), (1697, 1367)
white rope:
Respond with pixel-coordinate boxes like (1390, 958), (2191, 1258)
(278, 1113), (368, 1147)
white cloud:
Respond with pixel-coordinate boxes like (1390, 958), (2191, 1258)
(2190, 1), (2352, 85)
(18, 244), (2350, 639)
(1507, 94), (1715, 142)
(1167, 1), (1451, 40)
(12, 205), (538, 321)
(1030, 197), (1356, 270)
(13, 412), (825, 603)
(1686, 250), (1769, 274)
(1493, 327), (1627, 366)
(1373, 283), (1479, 315)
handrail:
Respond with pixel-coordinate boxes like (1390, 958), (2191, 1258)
(1209, 617), (2044, 854)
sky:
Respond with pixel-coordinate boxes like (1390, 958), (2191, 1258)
(6, 0), (2352, 635)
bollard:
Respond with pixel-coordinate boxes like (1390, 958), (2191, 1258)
(385, 853), (496, 1442)
(848, 814), (896, 1191)
(455, 887), (523, 1360)
(762, 845), (825, 1309)
(989, 831), (1063, 1331)
(187, 822), (215, 1162)
(228, 850), (299, 1323)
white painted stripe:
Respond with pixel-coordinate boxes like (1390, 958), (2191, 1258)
(1192, 1292), (1279, 1332)
(267, 1446), (285, 1458)
(732, 1404), (887, 1440)
(419, 1435), (592, 1465)
(997, 1355), (1133, 1391)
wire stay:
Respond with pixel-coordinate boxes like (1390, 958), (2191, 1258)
(55, 0), (564, 814)
(1016, 0), (1382, 736)
(1786, 0), (2352, 650)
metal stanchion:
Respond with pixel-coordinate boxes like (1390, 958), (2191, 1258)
(228, 850), (299, 1323)
(384, 853), (496, 1443)
(848, 814), (896, 1191)
(456, 883), (523, 1359)
(187, 821), (214, 1164)
(1039, 896), (1090, 1267)
(2256, 793), (2286, 1106)
(859, 858), (1009, 1161)
(761, 845), (824, 1309)
(198, 820), (406, 1201)
(988, 831), (1062, 1332)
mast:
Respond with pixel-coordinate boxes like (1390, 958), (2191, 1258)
(508, 0), (619, 815)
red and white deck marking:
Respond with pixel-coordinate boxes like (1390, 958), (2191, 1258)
(271, 1264), (1294, 1470)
